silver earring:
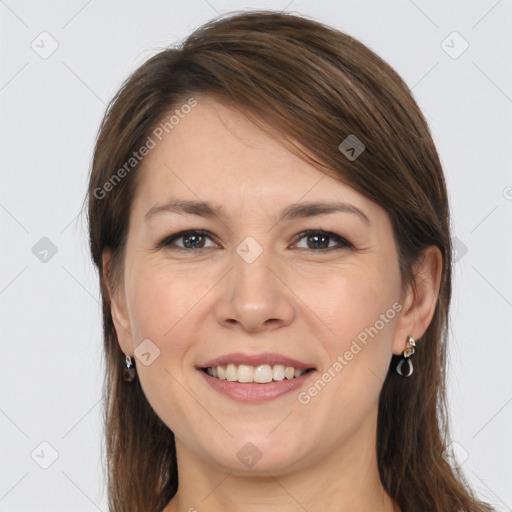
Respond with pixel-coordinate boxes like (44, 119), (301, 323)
(122, 354), (137, 382)
(396, 335), (416, 378)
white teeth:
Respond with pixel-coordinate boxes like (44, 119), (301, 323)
(237, 364), (254, 383)
(272, 364), (286, 381)
(205, 363), (310, 383)
(253, 365), (273, 383)
(225, 363), (237, 382)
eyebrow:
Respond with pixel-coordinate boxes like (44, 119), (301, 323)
(144, 199), (370, 224)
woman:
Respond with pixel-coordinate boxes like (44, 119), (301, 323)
(87, 10), (492, 512)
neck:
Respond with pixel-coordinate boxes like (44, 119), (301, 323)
(164, 409), (399, 512)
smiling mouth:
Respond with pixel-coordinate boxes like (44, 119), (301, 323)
(201, 363), (315, 384)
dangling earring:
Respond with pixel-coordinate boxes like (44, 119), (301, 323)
(396, 335), (416, 377)
(122, 354), (137, 382)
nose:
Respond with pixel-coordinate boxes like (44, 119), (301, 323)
(213, 248), (296, 333)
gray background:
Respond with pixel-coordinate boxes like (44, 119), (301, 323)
(1, 0), (511, 510)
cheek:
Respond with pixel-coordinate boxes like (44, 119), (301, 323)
(122, 265), (193, 407)
(124, 267), (210, 436)
(291, 259), (400, 352)
(292, 261), (400, 421)
(126, 260), (210, 346)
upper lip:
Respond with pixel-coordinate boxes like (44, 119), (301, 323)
(200, 352), (315, 370)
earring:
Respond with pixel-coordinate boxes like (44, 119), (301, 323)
(122, 354), (137, 382)
(396, 335), (416, 378)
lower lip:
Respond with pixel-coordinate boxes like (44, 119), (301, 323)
(199, 369), (316, 403)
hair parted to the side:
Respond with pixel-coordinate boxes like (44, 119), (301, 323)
(87, 10), (491, 512)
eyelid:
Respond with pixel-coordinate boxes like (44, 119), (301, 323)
(156, 229), (218, 250)
(291, 229), (353, 250)
(156, 229), (353, 251)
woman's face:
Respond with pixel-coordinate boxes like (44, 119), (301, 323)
(110, 96), (410, 475)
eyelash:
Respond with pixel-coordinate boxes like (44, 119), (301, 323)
(155, 229), (353, 252)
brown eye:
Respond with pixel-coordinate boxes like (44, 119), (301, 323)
(294, 230), (352, 250)
(157, 230), (217, 250)
(182, 233), (206, 249)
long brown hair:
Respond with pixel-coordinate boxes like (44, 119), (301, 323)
(87, 10), (491, 512)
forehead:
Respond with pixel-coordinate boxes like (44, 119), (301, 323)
(131, 97), (380, 220)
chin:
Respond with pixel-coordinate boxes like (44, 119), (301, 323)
(195, 434), (313, 475)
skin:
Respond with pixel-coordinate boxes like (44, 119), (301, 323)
(105, 96), (442, 512)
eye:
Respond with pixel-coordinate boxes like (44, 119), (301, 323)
(156, 229), (352, 252)
(293, 230), (352, 251)
(157, 230), (218, 250)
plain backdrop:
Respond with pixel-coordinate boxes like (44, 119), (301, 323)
(1, 0), (511, 510)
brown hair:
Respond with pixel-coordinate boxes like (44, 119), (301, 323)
(87, 10), (491, 512)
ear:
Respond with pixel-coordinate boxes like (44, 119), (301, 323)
(392, 246), (443, 355)
(102, 249), (134, 356)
